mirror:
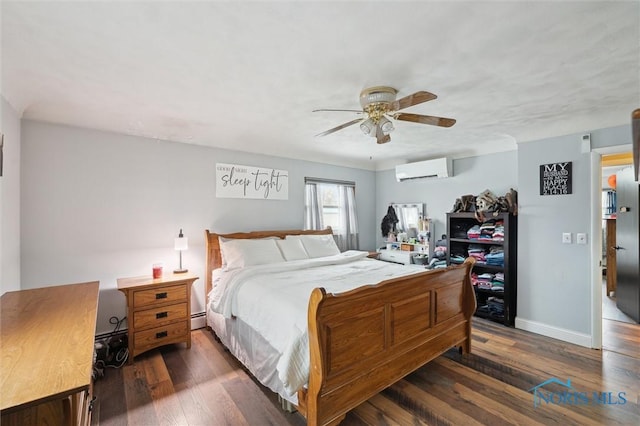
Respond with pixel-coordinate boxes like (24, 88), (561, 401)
(391, 203), (425, 237)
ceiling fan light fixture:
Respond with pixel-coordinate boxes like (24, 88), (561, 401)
(379, 116), (394, 134)
(360, 118), (376, 136)
(359, 86), (398, 109)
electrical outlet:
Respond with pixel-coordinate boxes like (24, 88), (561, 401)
(562, 233), (572, 244)
(577, 233), (587, 244)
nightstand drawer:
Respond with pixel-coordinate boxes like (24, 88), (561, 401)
(133, 284), (187, 308)
(133, 321), (189, 353)
(133, 302), (188, 330)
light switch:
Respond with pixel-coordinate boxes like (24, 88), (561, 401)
(562, 233), (572, 244)
(577, 233), (587, 244)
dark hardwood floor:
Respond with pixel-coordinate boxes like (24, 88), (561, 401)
(92, 317), (639, 425)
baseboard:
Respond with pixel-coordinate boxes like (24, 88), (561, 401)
(515, 317), (592, 348)
(191, 311), (207, 330)
(95, 329), (127, 341)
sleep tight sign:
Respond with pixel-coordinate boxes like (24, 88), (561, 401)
(216, 163), (289, 200)
(540, 162), (572, 196)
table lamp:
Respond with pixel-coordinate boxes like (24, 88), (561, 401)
(174, 229), (188, 273)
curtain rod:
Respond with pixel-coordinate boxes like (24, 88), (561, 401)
(305, 177), (355, 187)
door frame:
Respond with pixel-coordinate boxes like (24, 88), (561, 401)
(591, 144), (633, 349)
(590, 151), (602, 349)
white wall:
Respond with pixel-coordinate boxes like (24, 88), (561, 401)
(1, 96), (21, 294)
(21, 121), (376, 334)
(19, 118), (632, 343)
(375, 150), (518, 248)
(516, 125), (629, 345)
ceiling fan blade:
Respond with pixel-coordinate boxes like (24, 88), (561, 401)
(393, 112), (456, 128)
(315, 118), (363, 137)
(376, 124), (391, 144)
(312, 108), (364, 114)
(391, 91), (437, 111)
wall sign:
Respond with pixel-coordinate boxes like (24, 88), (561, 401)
(216, 163), (289, 200)
(540, 161), (572, 195)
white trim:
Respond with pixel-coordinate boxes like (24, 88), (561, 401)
(589, 143), (632, 350)
(590, 151), (602, 349)
(515, 318), (592, 348)
(191, 312), (207, 330)
(593, 143), (632, 155)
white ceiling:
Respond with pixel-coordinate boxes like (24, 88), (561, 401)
(2, 1), (639, 170)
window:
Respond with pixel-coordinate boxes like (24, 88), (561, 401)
(317, 184), (339, 230)
(304, 178), (359, 251)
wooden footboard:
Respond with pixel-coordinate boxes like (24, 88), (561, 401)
(298, 258), (476, 426)
(204, 228), (475, 426)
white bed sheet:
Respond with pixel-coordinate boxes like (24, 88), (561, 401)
(207, 250), (425, 400)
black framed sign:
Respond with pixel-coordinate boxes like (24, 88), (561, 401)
(540, 161), (572, 195)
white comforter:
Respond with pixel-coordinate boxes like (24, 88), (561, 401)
(208, 250), (425, 395)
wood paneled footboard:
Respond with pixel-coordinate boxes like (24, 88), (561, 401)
(298, 257), (476, 426)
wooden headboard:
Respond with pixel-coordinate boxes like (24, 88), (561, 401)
(204, 227), (333, 306)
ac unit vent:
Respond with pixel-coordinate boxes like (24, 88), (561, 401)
(395, 158), (452, 182)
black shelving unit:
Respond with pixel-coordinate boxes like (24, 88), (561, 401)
(447, 212), (517, 326)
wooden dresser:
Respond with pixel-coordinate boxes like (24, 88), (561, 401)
(1, 282), (99, 426)
(117, 273), (198, 363)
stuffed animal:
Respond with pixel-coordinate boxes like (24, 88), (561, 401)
(475, 188), (518, 221)
(451, 188), (518, 221)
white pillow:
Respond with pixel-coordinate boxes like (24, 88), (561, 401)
(276, 238), (310, 261)
(219, 238), (285, 270)
(287, 234), (340, 258)
(218, 236), (278, 268)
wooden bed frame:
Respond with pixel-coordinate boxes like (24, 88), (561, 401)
(205, 228), (476, 426)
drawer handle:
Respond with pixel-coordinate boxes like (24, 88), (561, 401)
(156, 331), (168, 339)
(156, 311), (168, 319)
(155, 292), (168, 299)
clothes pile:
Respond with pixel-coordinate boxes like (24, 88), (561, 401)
(451, 188), (518, 222)
(426, 237), (448, 269)
(477, 296), (505, 318)
(485, 246), (504, 267)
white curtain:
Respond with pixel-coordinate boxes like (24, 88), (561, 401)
(336, 185), (359, 251)
(304, 180), (359, 251)
(304, 182), (324, 230)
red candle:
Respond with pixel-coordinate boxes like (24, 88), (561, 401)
(152, 263), (163, 279)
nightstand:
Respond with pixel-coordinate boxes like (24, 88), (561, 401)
(117, 273), (198, 364)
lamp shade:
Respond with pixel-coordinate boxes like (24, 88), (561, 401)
(379, 116), (394, 134)
(360, 118), (375, 136)
(175, 237), (188, 251)
(174, 229), (188, 251)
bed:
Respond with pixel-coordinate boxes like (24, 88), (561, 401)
(205, 227), (476, 426)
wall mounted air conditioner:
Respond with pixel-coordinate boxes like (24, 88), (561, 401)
(395, 157), (452, 182)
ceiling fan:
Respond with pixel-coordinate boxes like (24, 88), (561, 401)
(313, 86), (456, 144)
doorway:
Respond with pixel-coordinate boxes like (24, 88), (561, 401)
(597, 151), (638, 355)
(600, 153), (635, 324)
